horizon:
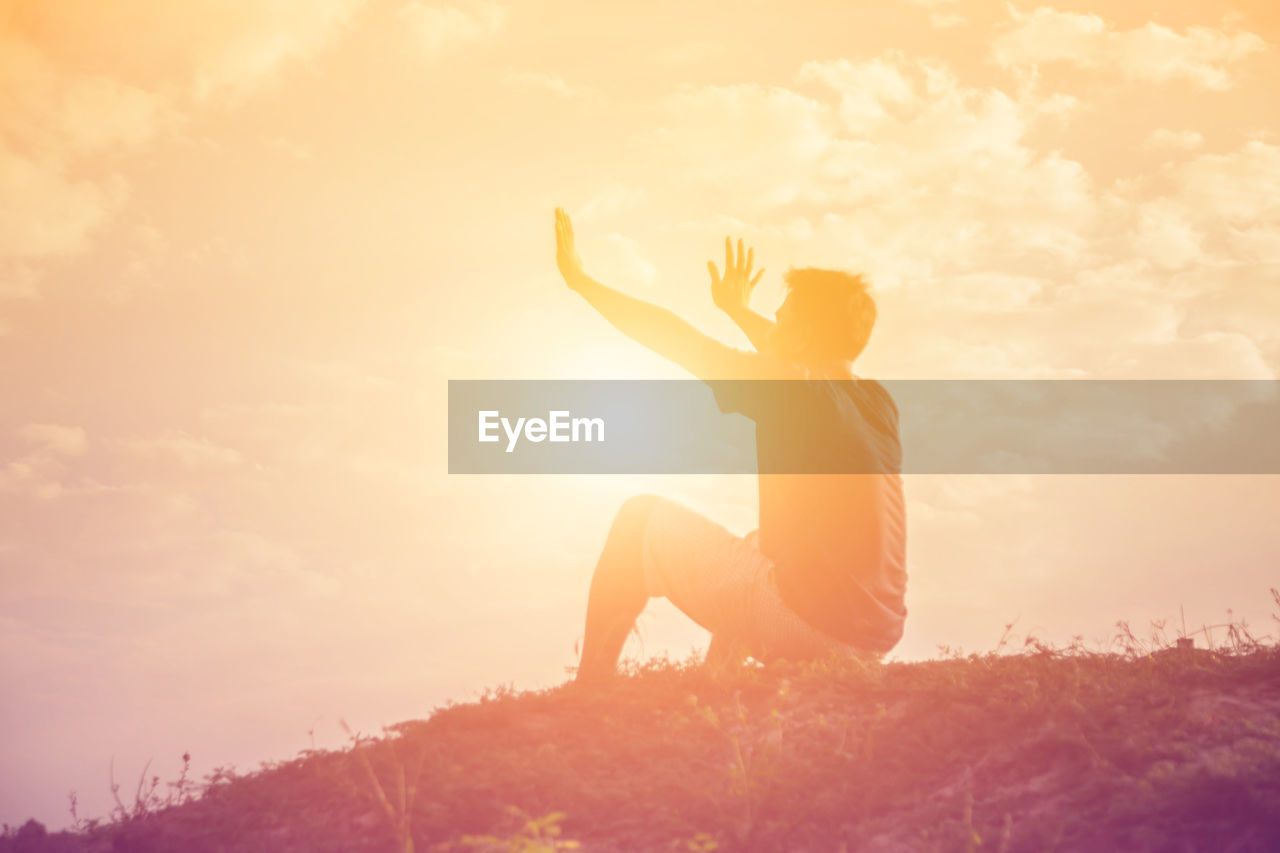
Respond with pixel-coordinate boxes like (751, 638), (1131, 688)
(4, 0), (1280, 831)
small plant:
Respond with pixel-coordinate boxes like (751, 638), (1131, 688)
(455, 808), (580, 852)
(691, 682), (791, 843)
(680, 831), (719, 851)
(341, 720), (426, 853)
(72, 751), (197, 828)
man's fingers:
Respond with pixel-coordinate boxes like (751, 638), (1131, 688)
(557, 209), (574, 249)
(736, 238), (744, 270)
(746, 246), (754, 276)
(707, 260), (720, 284)
(725, 236), (732, 273)
(750, 269), (765, 288)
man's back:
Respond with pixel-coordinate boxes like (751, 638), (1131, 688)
(717, 377), (908, 652)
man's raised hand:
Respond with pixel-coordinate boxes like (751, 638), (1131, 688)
(708, 237), (764, 317)
(555, 207), (587, 291)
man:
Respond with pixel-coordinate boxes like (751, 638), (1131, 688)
(554, 208), (906, 683)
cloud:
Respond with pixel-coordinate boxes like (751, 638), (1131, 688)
(1175, 140), (1280, 224)
(655, 55), (1093, 289)
(928, 13), (965, 29)
(1146, 129), (1204, 152)
(19, 424), (89, 457)
(598, 233), (659, 290)
(8, 1), (364, 102)
(652, 83), (832, 208)
(0, 0), (364, 280)
(0, 33), (167, 154)
(900, 0), (965, 28)
(797, 56), (916, 121)
(993, 7), (1267, 90)
(1117, 140), (1280, 274)
(504, 71), (594, 98)
(1, 424), (92, 500)
(575, 181), (647, 223)
(0, 149), (129, 259)
(123, 432), (243, 471)
(399, 0), (505, 56)
(292, 359), (398, 393)
(900, 0), (965, 27)
(1131, 199), (1202, 269)
(651, 53), (1278, 378)
(186, 0), (363, 100)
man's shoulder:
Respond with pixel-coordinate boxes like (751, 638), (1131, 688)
(837, 376), (900, 441)
(853, 376), (898, 414)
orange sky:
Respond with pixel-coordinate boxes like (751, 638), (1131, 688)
(3, 0), (1280, 829)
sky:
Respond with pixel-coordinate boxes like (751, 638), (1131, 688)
(3, 0), (1280, 830)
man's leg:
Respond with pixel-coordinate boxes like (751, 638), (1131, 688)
(576, 495), (659, 684)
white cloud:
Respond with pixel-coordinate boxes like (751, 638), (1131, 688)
(0, 0), (364, 282)
(1175, 140), (1280, 223)
(937, 273), (1049, 312)
(1, 424), (93, 500)
(1146, 129), (1204, 151)
(293, 359), (398, 393)
(0, 459), (64, 501)
(0, 35), (167, 156)
(656, 56), (1093, 291)
(900, 0), (966, 28)
(123, 432), (243, 471)
(0, 265), (42, 300)
(652, 53), (1279, 379)
(504, 71), (594, 98)
(1132, 199), (1202, 269)
(575, 181), (647, 223)
(598, 233), (659, 289)
(993, 7), (1266, 90)
(652, 83), (833, 209)
(399, 0), (505, 56)
(188, 0), (362, 100)
(19, 424), (89, 457)
(0, 148), (129, 259)
(798, 55), (916, 124)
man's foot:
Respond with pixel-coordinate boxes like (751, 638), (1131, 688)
(705, 633), (749, 673)
(569, 660), (619, 693)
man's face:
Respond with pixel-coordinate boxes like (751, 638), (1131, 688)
(775, 293), (797, 328)
(767, 293), (806, 360)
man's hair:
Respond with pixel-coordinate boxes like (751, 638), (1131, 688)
(781, 267), (877, 362)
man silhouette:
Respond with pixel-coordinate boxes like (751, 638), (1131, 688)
(554, 208), (906, 683)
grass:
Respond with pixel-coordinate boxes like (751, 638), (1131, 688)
(5, 599), (1280, 852)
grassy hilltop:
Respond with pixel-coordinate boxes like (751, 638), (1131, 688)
(6, 630), (1280, 853)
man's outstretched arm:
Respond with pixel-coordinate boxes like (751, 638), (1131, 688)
(555, 208), (773, 380)
(709, 236), (775, 352)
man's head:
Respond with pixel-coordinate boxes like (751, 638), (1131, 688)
(768, 268), (877, 365)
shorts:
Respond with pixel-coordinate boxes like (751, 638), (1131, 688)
(640, 497), (878, 664)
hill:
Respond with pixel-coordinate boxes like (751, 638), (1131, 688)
(5, 641), (1280, 852)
